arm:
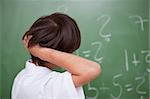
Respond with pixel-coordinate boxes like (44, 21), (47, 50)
(23, 36), (101, 87)
(30, 46), (101, 87)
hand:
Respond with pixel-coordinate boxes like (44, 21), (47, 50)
(22, 35), (32, 50)
(22, 35), (40, 57)
(22, 35), (52, 61)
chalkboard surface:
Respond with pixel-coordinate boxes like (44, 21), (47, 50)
(0, 2), (2, 99)
(0, 0), (149, 99)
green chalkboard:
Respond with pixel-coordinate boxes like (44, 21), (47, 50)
(0, 0), (149, 99)
(0, 1), (2, 99)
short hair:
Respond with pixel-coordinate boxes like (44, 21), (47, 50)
(22, 12), (81, 66)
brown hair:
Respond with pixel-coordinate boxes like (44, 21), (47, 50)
(22, 12), (81, 66)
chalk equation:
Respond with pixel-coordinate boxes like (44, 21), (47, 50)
(75, 48), (149, 99)
(78, 48), (150, 99)
(75, 41), (103, 64)
(85, 73), (148, 99)
(54, 5), (149, 98)
(124, 49), (150, 72)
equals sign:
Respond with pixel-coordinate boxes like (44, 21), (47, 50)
(82, 50), (91, 58)
(125, 84), (134, 92)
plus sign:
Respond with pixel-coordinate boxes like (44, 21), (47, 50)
(132, 53), (140, 66)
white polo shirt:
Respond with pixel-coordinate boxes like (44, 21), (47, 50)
(11, 60), (85, 99)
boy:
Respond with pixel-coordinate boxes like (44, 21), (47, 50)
(12, 12), (101, 99)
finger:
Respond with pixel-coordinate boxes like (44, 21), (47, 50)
(23, 35), (32, 48)
(24, 36), (28, 48)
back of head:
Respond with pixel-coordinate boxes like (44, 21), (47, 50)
(22, 12), (81, 66)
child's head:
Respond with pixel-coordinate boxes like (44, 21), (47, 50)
(22, 12), (81, 66)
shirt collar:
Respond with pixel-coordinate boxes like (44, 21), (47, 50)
(25, 59), (52, 75)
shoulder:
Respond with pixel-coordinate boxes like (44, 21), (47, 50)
(13, 69), (26, 81)
(44, 71), (85, 98)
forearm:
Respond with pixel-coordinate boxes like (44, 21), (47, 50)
(30, 47), (100, 75)
(29, 46), (101, 87)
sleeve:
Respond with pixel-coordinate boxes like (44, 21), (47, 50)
(46, 71), (85, 99)
(59, 71), (84, 97)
